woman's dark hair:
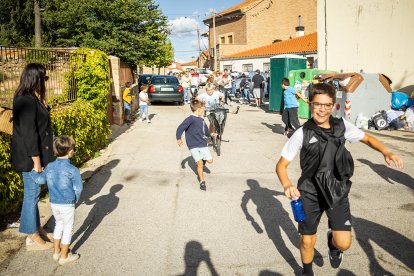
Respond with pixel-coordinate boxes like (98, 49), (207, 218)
(309, 83), (337, 103)
(14, 63), (47, 102)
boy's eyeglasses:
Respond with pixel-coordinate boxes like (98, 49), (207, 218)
(311, 102), (334, 110)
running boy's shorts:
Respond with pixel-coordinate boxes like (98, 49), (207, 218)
(298, 192), (352, 235)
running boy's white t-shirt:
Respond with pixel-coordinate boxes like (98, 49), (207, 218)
(139, 91), (148, 106)
(198, 91), (224, 110)
(281, 118), (365, 162)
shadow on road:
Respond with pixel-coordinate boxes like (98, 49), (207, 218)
(259, 270), (283, 276)
(337, 269), (357, 276)
(71, 184), (123, 253)
(241, 179), (323, 275)
(45, 159), (120, 234)
(261, 122), (285, 135)
(181, 156), (211, 177)
(353, 216), (414, 275)
(357, 158), (414, 190)
(179, 240), (218, 276)
(148, 113), (156, 121)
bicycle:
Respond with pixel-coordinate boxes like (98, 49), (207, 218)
(207, 104), (229, 156)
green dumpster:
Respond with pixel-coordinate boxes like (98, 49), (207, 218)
(269, 55), (307, 112)
(288, 69), (337, 118)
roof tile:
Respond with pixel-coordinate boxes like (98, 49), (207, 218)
(223, 32), (317, 59)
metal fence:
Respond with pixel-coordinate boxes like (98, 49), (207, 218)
(0, 46), (85, 108)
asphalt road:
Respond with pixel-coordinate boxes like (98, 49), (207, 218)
(2, 100), (413, 275)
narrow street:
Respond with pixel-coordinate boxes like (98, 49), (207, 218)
(2, 99), (414, 275)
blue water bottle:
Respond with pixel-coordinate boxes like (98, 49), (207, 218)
(291, 197), (306, 222)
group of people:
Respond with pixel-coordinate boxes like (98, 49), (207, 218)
(179, 68), (268, 108)
(11, 63), (83, 265)
(122, 82), (151, 124)
(176, 75), (404, 276)
(10, 63), (405, 275)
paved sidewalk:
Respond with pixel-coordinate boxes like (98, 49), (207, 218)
(1, 102), (413, 275)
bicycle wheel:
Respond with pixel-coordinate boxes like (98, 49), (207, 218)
(216, 135), (221, 156)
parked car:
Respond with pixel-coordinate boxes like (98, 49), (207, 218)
(147, 75), (184, 105)
(138, 74), (154, 89)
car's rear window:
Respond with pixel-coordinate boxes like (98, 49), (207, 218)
(152, 77), (179, 85)
(140, 75), (152, 84)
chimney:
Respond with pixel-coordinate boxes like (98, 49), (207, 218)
(295, 15), (305, 37)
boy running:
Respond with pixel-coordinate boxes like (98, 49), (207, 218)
(276, 83), (403, 276)
(176, 100), (213, 191)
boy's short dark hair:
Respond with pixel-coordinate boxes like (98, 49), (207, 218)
(125, 82), (131, 87)
(281, 78), (290, 86)
(190, 99), (205, 112)
(309, 83), (337, 103)
(54, 135), (75, 157)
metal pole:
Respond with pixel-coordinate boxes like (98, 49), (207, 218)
(197, 28), (201, 68)
(34, 0), (41, 48)
(213, 13), (217, 71)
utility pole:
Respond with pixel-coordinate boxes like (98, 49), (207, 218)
(34, 0), (41, 48)
(210, 10), (217, 72)
(197, 27), (201, 68)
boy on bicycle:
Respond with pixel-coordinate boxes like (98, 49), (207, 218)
(176, 100), (213, 191)
(197, 85), (224, 134)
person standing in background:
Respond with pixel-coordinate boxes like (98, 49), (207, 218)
(123, 82), (133, 123)
(252, 69), (265, 108)
(181, 72), (191, 104)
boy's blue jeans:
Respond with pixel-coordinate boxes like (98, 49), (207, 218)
(243, 89), (251, 103)
(139, 105), (149, 120)
(184, 88), (190, 103)
(19, 171), (46, 234)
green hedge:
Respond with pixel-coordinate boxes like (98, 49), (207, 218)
(51, 100), (110, 167)
(0, 47), (112, 216)
(0, 133), (23, 214)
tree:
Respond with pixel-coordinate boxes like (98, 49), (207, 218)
(154, 41), (174, 74)
(0, 0), (35, 46)
(42, 0), (172, 66)
(0, 0), (174, 67)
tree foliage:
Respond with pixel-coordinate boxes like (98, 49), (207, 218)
(0, 0), (173, 67)
(0, 0), (34, 46)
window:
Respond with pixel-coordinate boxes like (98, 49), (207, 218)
(223, 65), (232, 72)
(220, 36), (225, 44)
(263, 63), (270, 73)
(242, 64), (253, 72)
(210, 48), (214, 57)
(227, 35), (233, 44)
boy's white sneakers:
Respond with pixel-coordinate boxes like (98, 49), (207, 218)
(58, 253), (79, 265)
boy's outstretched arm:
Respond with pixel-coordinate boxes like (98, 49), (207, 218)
(276, 157), (301, 199)
(360, 134), (404, 169)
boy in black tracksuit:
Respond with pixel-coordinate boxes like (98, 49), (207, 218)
(276, 83), (403, 276)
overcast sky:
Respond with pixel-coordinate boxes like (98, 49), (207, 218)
(155, 0), (241, 63)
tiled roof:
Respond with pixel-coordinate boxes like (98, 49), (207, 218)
(217, 0), (261, 16)
(180, 60), (197, 66)
(223, 32), (317, 59)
